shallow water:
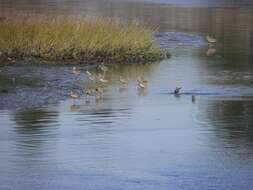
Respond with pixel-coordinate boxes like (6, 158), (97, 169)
(1, 0), (253, 190)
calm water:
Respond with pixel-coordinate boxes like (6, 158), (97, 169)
(1, 0), (253, 189)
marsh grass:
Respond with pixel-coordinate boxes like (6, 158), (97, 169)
(0, 16), (167, 64)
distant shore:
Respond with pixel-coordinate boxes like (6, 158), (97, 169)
(0, 16), (169, 65)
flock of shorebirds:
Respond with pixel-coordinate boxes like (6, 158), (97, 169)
(69, 35), (217, 102)
(69, 64), (151, 101)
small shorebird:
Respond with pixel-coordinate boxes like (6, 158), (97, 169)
(137, 77), (148, 84)
(72, 66), (81, 75)
(206, 48), (216, 56)
(88, 75), (96, 81)
(192, 95), (196, 103)
(206, 35), (217, 43)
(84, 88), (93, 96)
(95, 86), (103, 98)
(98, 63), (108, 72)
(99, 77), (109, 83)
(174, 87), (182, 95)
(86, 70), (92, 76)
(119, 77), (128, 85)
(138, 82), (146, 89)
(70, 91), (80, 99)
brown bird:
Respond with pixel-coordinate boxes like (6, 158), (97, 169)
(206, 48), (216, 56)
(174, 87), (182, 95)
(95, 86), (103, 97)
(192, 95), (196, 103)
(119, 77), (128, 85)
(70, 91), (80, 99)
(86, 70), (92, 76)
(98, 63), (108, 72)
(72, 67), (81, 76)
(137, 77), (148, 84)
(99, 78), (110, 83)
(206, 35), (217, 43)
(84, 88), (93, 96)
(88, 75), (96, 81)
(137, 81), (146, 89)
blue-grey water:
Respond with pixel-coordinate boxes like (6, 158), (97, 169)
(0, 0), (253, 190)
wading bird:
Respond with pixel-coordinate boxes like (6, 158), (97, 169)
(137, 77), (148, 84)
(192, 95), (196, 103)
(86, 70), (92, 76)
(84, 88), (93, 96)
(99, 77), (109, 83)
(72, 67), (81, 76)
(174, 87), (182, 95)
(70, 91), (80, 99)
(206, 48), (216, 56)
(206, 35), (217, 43)
(95, 86), (103, 98)
(88, 75), (96, 81)
(119, 77), (128, 85)
(138, 82), (146, 89)
(98, 63), (108, 72)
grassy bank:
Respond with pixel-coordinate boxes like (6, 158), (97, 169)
(0, 16), (168, 64)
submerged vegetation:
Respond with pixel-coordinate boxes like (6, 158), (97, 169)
(0, 16), (168, 64)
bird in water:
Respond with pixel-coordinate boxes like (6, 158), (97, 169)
(206, 48), (216, 56)
(98, 63), (108, 72)
(174, 87), (182, 95)
(95, 86), (104, 98)
(119, 77), (128, 85)
(99, 77), (110, 83)
(192, 95), (196, 103)
(86, 70), (92, 76)
(206, 35), (217, 43)
(137, 77), (148, 84)
(70, 91), (80, 99)
(72, 66), (81, 76)
(84, 88), (93, 96)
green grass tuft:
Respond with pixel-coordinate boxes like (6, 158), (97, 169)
(0, 16), (168, 64)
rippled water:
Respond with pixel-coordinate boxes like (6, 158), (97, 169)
(1, 0), (253, 189)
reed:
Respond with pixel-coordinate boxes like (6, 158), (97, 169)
(0, 16), (168, 64)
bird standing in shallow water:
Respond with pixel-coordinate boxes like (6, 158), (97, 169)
(98, 63), (108, 73)
(86, 70), (92, 76)
(84, 88), (93, 96)
(206, 48), (216, 56)
(99, 77), (110, 83)
(70, 91), (80, 99)
(95, 86), (103, 98)
(119, 77), (128, 85)
(72, 67), (81, 76)
(174, 87), (182, 95)
(206, 35), (217, 43)
(192, 95), (196, 103)
(138, 82), (146, 89)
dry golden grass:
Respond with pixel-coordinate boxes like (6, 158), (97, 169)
(0, 16), (167, 64)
